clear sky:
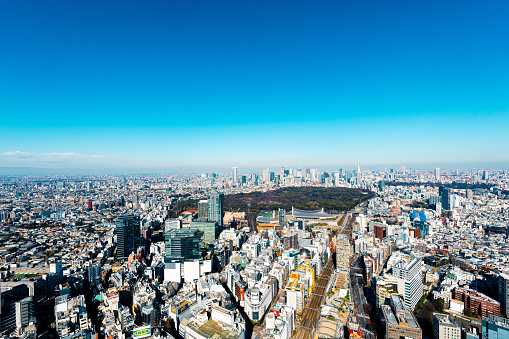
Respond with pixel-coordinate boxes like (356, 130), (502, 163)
(1, 0), (508, 173)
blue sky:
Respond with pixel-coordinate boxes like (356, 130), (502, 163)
(1, 0), (508, 172)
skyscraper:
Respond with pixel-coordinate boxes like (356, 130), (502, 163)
(198, 200), (208, 220)
(208, 192), (224, 227)
(278, 208), (286, 228)
(88, 264), (102, 286)
(439, 186), (451, 210)
(435, 167), (441, 181)
(391, 256), (423, 310)
(116, 214), (141, 261)
(357, 164), (361, 185)
(190, 220), (218, 245)
(232, 167), (238, 186)
(164, 228), (203, 263)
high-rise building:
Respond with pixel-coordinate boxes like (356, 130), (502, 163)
(336, 234), (350, 269)
(263, 168), (271, 183)
(357, 164), (361, 185)
(433, 313), (460, 339)
(1, 284), (29, 335)
(278, 209), (286, 228)
(190, 221), (218, 245)
(87, 264), (102, 286)
(379, 180), (385, 191)
(498, 272), (509, 317)
(198, 200), (208, 220)
(164, 228), (203, 263)
(208, 192), (224, 227)
(439, 186), (451, 210)
(482, 170), (490, 181)
(15, 296), (35, 330)
(391, 255), (423, 310)
(482, 315), (509, 339)
(116, 214), (141, 261)
(435, 167), (441, 181)
(232, 167), (238, 186)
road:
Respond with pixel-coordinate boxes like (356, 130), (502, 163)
(293, 256), (335, 339)
(350, 255), (375, 339)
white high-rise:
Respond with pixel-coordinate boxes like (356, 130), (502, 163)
(232, 167), (238, 186)
(390, 255), (423, 310)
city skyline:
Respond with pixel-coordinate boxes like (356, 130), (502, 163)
(1, 1), (508, 172)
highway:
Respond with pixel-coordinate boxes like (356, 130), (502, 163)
(293, 257), (335, 339)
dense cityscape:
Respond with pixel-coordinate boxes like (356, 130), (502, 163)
(1, 166), (509, 339)
(2, 1), (508, 339)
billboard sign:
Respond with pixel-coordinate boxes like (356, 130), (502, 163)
(133, 326), (151, 338)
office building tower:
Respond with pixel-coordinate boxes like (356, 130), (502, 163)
(296, 220), (305, 231)
(391, 256), (423, 310)
(15, 296), (35, 330)
(241, 175), (247, 185)
(88, 264), (102, 286)
(482, 315), (509, 339)
(198, 200), (208, 220)
(208, 192), (224, 227)
(498, 272), (509, 317)
(281, 167), (285, 178)
(1, 284), (29, 335)
(439, 186), (451, 210)
(164, 228), (203, 263)
(282, 232), (298, 251)
(433, 313), (460, 339)
(401, 166), (406, 174)
(278, 209), (286, 228)
(339, 168), (343, 178)
(263, 168), (271, 183)
(435, 167), (441, 181)
(232, 167), (238, 186)
(190, 221), (218, 245)
(379, 180), (385, 191)
(483, 170), (489, 181)
(116, 214), (141, 261)
(336, 234), (350, 269)
(357, 164), (361, 184)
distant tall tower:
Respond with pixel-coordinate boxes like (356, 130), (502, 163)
(232, 167), (238, 186)
(401, 166), (406, 174)
(208, 192), (224, 227)
(198, 200), (209, 220)
(116, 214), (141, 261)
(357, 164), (361, 185)
(435, 167), (441, 181)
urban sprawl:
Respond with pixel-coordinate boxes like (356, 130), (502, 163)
(1, 166), (509, 339)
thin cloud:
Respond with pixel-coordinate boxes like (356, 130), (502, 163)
(0, 151), (123, 168)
